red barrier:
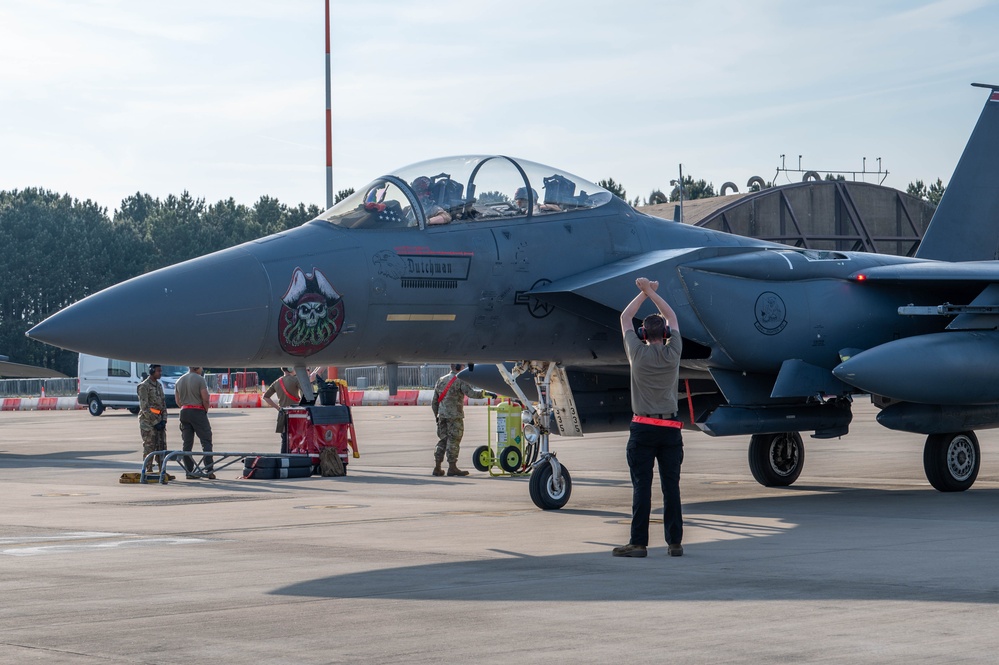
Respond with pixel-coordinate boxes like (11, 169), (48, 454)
(1, 399), (20, 411)
(209, 393), (220, 408)
(388, 390), (419, 406)
(348, 391), (364, 405)
(37, 397), (58, 411)
(230, 393), (261, 408)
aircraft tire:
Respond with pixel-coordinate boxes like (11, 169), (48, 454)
(528, 462), (572, 510)
(923, 431), (980, 492)
(88, 395), (105, 417)
(498, 446), (523, 473)
(472, 446), (491, 472)
(748, 432), (804, 487)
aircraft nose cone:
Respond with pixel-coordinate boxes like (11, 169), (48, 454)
(28, 247), (271, 366)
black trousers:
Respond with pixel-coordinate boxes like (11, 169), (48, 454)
(627, 422), (683, 547)
(179, 408), (214, 473)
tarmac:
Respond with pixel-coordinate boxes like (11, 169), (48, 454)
(3, 400), (999, 664)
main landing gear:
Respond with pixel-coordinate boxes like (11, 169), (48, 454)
(497, 362), (573, 510)
(748, 432), (804, 487)
(923, 431), (980, 492)
(746, 429), (981, 492)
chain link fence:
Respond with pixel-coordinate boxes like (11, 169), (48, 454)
(341, 364), (452, 389)
(0, 378), (78, 398)
(0, 365), (454, 397)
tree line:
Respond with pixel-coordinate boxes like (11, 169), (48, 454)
(0, 188), (323, 376)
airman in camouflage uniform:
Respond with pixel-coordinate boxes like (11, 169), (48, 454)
(431, 364), (493, 477)
(137, 364), (167, 472)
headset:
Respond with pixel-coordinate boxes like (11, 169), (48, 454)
(638, 315), (671, 343)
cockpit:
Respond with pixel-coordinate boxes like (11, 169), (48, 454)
(318, 155), (614, 230)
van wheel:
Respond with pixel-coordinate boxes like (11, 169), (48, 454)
(88, 396), (105, 416)
(128, 407), (140, 415)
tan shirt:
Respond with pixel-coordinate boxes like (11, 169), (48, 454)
(264, 374), (301, 408)
(624, 329), (682, 416)
(175, 371), (209, 409)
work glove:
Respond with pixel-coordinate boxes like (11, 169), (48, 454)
(484, 391), (498, 399)
(153, 419), (167, 431)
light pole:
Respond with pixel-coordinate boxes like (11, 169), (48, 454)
(324, 0), (333, 210)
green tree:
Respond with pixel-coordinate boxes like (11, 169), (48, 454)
(928, 178), (946, 206)
(598, 178), (628, 201)
(0, 189), (134, 374)
(670, 176), (715, 202)
(906, 179), (928, 199)
(906, 178), (946, 206)
(334, 188), (355, 204)
(0, 186), (325, 376)
(477, 190), (509, 204)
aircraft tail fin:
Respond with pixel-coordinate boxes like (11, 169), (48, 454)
(916, 84), (999, 262)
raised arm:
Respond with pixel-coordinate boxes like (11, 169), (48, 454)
(620, 288), (647, 336)
(638, 277), (679, 334)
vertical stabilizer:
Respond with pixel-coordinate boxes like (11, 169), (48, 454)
(916, 85), (999, 262)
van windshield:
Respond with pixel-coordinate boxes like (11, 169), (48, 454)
(160, 366), (187, 378)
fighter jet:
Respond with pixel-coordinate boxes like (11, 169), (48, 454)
(27, 84), (999, 509)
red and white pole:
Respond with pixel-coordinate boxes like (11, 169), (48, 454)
(325, 0), (334, 210)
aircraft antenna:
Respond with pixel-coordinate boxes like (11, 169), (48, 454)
(324, 0), (334, 210)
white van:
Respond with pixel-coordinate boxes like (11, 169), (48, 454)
(77, 354), (182, 416)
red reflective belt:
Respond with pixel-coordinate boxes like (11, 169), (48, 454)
(181, 405), (206, 410)
(278, 378), (296, 401)
(438, 376), (458, 403)
(632, 415), (682, 428)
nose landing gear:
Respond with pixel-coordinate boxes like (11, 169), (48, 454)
(497, 362), (576, 510)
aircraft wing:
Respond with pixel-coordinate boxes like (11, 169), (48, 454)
(526, 245), (761, 344)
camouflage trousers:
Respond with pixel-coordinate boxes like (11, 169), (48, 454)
(434, 417), (465, 464)
(140, 425), (167, 469)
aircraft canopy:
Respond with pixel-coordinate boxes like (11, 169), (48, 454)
(319, 155), (614, 229)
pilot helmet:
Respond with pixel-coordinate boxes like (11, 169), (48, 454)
(514, 187), (538, 202)
(411, 176), (432, 197)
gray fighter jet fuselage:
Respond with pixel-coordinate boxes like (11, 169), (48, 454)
(28, 86), (999, 507)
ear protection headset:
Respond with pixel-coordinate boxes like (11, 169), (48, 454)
(638, 316), (671, 342)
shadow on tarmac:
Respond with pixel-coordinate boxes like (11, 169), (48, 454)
(271, 487), (999, 604)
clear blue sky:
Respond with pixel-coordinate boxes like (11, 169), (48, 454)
(3, 0), (998, 213)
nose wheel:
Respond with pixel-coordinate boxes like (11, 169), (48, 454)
(496, 361), (575, 510)
(529, 456), (572, 510)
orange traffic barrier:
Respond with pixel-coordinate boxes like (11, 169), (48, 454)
(388, 390), (419, 406)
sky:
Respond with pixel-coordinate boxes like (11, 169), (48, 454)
(3, 0), (999, 214)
